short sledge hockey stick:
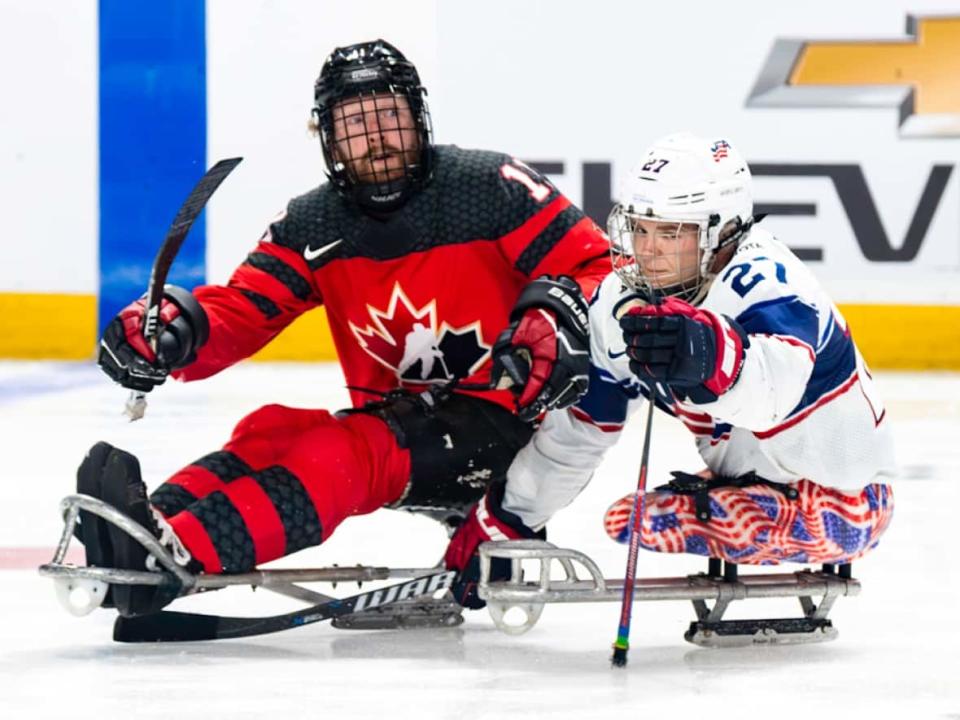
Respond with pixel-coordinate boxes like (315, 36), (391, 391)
(610, 390), (656, 667)
(113, 569), (456, 642)
(124, 157), (243, 421)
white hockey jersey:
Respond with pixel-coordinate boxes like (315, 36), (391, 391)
(503, 226), (897, 529)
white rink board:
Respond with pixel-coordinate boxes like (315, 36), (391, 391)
(5, 0), (959, 306)
(0, 0), (98, 293)
(204, 0), (960, 305)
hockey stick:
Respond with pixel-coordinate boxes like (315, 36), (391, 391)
(112, 569), (456, 642)
(124, 157), (243, 421)
(610, 388), (656, 668)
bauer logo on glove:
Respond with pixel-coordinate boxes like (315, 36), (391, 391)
(491, 275), (591, 421)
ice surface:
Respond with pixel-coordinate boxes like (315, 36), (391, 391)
(1, 361), (958, 718)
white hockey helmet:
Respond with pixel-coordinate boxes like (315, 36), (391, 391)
(607, 132), (753, 302)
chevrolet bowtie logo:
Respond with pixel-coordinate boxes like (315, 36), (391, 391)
(747, 16), (960, 137)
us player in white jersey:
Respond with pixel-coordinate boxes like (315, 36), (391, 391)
(448, 133), (895, 579)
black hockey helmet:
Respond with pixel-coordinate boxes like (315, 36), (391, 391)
(313, 39), (433, 211)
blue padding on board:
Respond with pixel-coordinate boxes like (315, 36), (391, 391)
(98, 0), (206, 336)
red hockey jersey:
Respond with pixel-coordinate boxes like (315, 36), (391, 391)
(174, 146), (611, 410)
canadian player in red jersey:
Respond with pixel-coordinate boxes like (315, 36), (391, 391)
(86, 39), (609, 616)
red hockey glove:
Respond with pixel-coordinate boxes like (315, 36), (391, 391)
(491, 276), (590, 422)
(444, 480), (543, 609)
(619, 296), (748, 404)
(98, 286), (209, 392)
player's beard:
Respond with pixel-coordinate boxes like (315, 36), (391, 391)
(349, 145), (419, 185)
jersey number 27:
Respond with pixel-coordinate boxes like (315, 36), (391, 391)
(722, 256), (787, 298)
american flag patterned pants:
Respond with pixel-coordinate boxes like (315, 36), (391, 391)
(604, 479), (894, 565)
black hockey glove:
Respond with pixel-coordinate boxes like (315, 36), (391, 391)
(444, 479), (544, 609)
(98, 285), (209, 393)
(491, 276), (590, 422)
(619, 296), (748, 404)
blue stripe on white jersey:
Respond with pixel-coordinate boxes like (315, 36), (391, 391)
(791, 313), (857, 417)
(735, 294), (856, 419)
(576, 364), (638, 426)
(736, 295), (819, 349)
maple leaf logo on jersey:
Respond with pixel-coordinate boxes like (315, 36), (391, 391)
(349, 283), (491, 384)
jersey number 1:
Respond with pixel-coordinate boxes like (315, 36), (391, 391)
(501, 162), (551, 202)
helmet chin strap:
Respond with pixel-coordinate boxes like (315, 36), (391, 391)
(684, 272), (718, 306)
(699, 214), (755, 276)
(687, 217), (756, 305)
(350, 175), (414, 213)
(331, 140), (422, 214)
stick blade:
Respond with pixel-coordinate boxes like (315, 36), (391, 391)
(114, 611), (223, 643)
(144, 156), (244, 315)
(165, 157), (243, 234)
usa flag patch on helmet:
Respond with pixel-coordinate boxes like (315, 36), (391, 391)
(710, 140), (730, 162)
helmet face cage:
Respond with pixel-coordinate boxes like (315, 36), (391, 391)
(323, 89), (429, 188)
(609, 133), (755, 302)
(607, 204), (716, 303)
(313, 40), (433, 209)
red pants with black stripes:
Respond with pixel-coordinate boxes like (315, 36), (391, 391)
(148, 405), (411, 573)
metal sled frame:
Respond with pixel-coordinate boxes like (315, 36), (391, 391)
(477, 540), (860, 646)
(40, 497), (859, 646)
(39, 494), (448, 612)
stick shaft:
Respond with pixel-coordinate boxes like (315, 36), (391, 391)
(113, 569), (456, 642)
(124, 157), (242, 421)
(142, 157), (242, 343)
(611, 393), (656, 657)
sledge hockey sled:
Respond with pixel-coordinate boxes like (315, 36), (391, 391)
(40, 495), (860, 646)
(476, 539), (860, 647)
(38, 494), (461, 641)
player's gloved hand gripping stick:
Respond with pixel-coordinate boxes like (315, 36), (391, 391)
(97, 158), (242, 421)
(490, 275), (591, 421)
(619, 295), (748, 405)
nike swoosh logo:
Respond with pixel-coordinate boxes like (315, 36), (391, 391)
(607, 348), (627, 359)
(304, 239), (343, 261)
